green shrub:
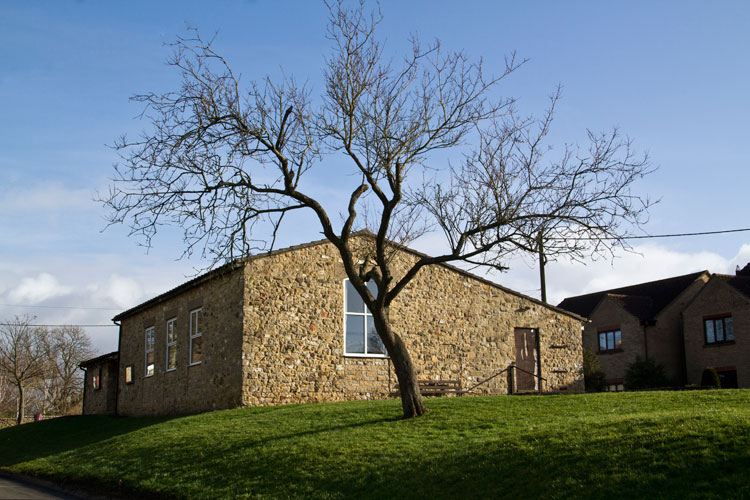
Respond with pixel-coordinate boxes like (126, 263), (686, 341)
(624, 356), (669, 390)
(583, 347), (607, 392)
(700, 367), (721, 388)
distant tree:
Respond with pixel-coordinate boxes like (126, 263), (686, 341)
(624, 356), (669, 391)
(582, 348), (606, 392)
(37, 326), (95, 415)
(0, 372), (13, 417)
(0, 316), (51, 424)
(102, 1), (652, 418)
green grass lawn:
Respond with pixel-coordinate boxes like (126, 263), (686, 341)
(1, 391), (749, 499)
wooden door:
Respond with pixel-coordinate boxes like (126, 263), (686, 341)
(514, 328), (539, 392)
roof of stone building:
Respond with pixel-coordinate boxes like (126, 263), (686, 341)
(79, 351), (119, 369)
(557, 270), (709, 321)
(715, 273), (750, 298)
(112, 230), (585, 322)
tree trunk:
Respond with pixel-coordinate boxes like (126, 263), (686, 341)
(389, 333), (426, 418)
(16, 383), (24, 426)
(372, 309), (425, 418)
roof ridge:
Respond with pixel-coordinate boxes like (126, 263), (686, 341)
(562, 270), (709, 301)
(113, 231), (584, 322)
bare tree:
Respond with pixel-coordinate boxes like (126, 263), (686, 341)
(0, 316), (51, 424)
(102, 1), (651, 418)
(0, 372), (13, 417)
(37, 326), (95, 415)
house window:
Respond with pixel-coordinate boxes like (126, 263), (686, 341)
(704, 315), (734, 345)
(166, 318), (177, 371)
(190, 309), (202, 365)
(125, 365), (133, 384)
(92, 367), (101, 390)
(598, 329), (622, 352)
(145, 326), (155, 376)
(344, 280), (386, 357)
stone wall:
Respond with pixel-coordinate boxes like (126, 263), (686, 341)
(240, 238), (584, 407)
(82, 357), (118, 415)
(116, 267), (245, 416)
(683, 278), (750, 387)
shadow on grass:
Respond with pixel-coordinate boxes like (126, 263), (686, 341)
(0, 415), (173, 467)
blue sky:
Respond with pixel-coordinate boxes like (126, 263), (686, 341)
(1, 1), (749, 352)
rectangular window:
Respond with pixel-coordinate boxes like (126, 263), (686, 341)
(145, 326), (155, 376)
(166, 318), (177, 371)
(598, 329), (622, 352)
(92, 367), (101, 390)
(704, 315), (734, 345)
(125, 365), (133, 384)
(344, 280), (386, 356)
(190, 309), (202, 365)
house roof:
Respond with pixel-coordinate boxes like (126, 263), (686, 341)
(112, 230), (585, 323)
(557, 270), (709, 321)
(714, 274), (750, 298)
(604, 293), (654, 321)
(79, 351), (119, 369)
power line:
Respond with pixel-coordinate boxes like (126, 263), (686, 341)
(0, 323), (117, 328)
(556, 227), (750, 241)
(0, 303), (122, 311)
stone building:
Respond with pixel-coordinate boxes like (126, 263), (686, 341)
(80, 352), (119, 415)
(558, 271), (710, 390)
(682, 268), (750, 388)
(80, 233), (585, 416)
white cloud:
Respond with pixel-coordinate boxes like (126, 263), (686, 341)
(7, 273), (71, 303)
(104, 275), (144, 310)
(410, 234), (750, 306)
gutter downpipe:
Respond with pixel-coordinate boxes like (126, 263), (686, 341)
(114, 319), (122, 416)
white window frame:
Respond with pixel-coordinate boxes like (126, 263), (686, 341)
(166, 317), (177, 372)
(343, 279), (388, 358)
(189, 308), (202, 365)
(145, 326), (155, 377)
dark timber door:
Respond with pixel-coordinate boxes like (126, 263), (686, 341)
(514, 328), (539, 392)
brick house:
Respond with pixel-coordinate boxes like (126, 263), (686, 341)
(80, 233), (585, 416)
(558, 271), (710, 390)
(682, 266), (750, 388)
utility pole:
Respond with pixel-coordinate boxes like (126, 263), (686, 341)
(538, 231), (547, 303)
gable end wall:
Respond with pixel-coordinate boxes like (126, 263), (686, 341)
(240, 240), (584, 406)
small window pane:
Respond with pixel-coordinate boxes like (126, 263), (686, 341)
(346, 315), (365, 353)
(125, 365), (133, 384)
(614, 330), (622, 349)
(366, 316), (385, 354)
(346, 281), (365, 313)
(167, 320), (176, 343)
(725, 317), (734, 341)
(599, 333), (606, 351)
(190, 336), (203, 364)
(146, 351), (155, 377)
(607, 331), (615, 350)
(167, 345), (177, 370)
(366, 281), (378, 298)
(705, 320), (715, 344)
(715, 319), (724, 342)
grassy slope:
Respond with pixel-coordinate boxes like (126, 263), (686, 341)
(1, 391), (750, 499)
